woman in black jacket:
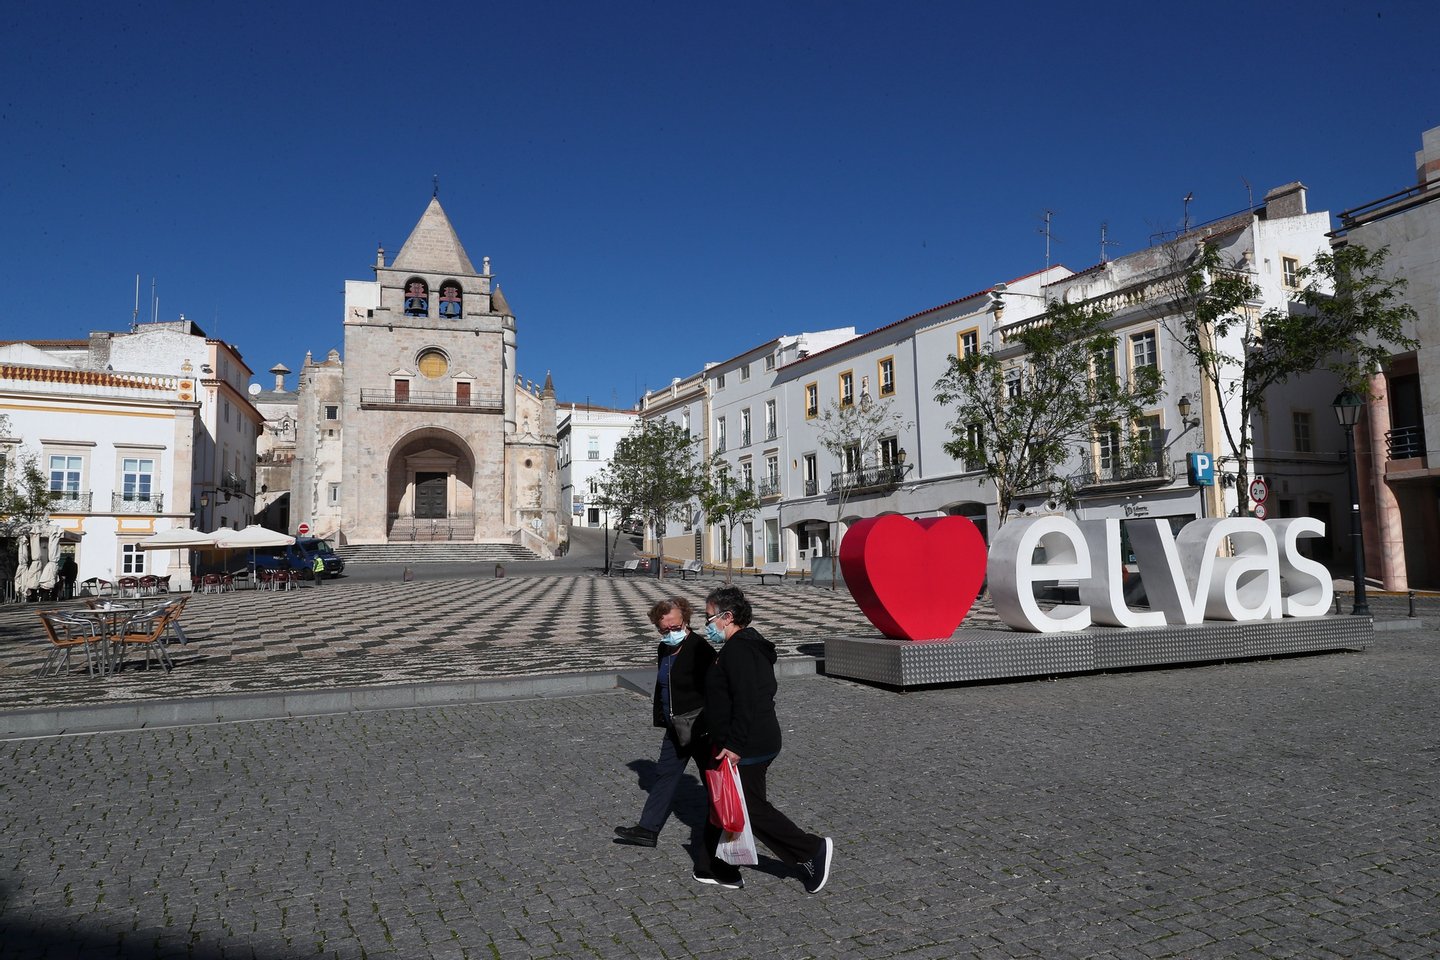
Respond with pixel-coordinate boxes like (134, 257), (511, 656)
(702, 585), (833, 893)
(614, 597), (717, 849)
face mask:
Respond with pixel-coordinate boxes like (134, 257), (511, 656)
(705, 622), (726, 645)
(661, 629), (685, 647)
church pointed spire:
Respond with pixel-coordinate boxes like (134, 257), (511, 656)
(391, 197), (477, 276)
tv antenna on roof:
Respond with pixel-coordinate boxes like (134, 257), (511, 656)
(1100, 222), (1119, 264)
(1039, 210), (1059, 274)
(1182, 192), (1194, 233)
(433, 174), (440, 198)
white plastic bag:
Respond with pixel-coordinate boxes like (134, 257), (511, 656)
(716, 763), (758, 866)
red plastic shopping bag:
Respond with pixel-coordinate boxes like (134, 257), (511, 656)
(705, 757), (746, 833)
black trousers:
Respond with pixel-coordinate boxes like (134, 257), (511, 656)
(704, 759), (822, 871)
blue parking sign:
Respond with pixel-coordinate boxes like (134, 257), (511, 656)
(1187, 452), (1215, 487)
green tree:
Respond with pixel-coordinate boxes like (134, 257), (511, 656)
(697, 459), (760, 583)
(594, 418), (706, 579)
(935, 300), (1163, 526)
(815, 394), (911, 589)
(0, 416), (56, 536)
(1159, 242), (1419, 515)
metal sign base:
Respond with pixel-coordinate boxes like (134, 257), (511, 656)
(823, 616), (1373, 689)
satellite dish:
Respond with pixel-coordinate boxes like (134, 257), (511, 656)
(247, 383), (262, 396)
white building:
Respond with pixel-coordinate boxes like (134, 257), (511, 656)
(0, 331), (203, 588)
(556, 403), (638, 529)
(641, 181), (1344, 575)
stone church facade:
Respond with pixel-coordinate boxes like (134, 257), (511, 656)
(290, 197), (560, 555)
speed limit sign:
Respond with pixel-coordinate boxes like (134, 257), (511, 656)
(1248, 477), (1269, 504)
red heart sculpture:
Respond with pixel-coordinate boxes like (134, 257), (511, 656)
(839, 515), (987, 641)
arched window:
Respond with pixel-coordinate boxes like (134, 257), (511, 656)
(404, 278), (429, 316)
(438, 281), (462, 319)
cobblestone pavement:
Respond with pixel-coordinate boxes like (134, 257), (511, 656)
(0, 576), (1014, 711)
(1, 620), (1437, 959)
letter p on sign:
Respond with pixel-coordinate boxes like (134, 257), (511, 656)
(1187, 452), (1215, 487)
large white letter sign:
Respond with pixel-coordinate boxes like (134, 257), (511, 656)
(1129, 518), (1281, 624)
(1271, 517), (1333, 617)
(1077, 520), (1166, 628)
(991, 517), (1092, 633)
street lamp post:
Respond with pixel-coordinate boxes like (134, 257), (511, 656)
(1332, 389), (1370, 617)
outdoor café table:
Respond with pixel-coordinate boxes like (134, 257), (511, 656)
(66, 607), (138, 675)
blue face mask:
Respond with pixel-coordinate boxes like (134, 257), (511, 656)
(705, 622), (726, 645)
(660, 629), (685, 647)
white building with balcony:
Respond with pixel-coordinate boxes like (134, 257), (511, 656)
(556, 403), (638, 530)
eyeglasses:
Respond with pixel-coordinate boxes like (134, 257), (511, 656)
(705, 611), (730, 624)
(656, 623), (685, 634)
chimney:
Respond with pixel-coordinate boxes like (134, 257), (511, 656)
(1417, 125), (1440, 189)
(269, 362), (291, 391)
(1262, 182), (1308, 219)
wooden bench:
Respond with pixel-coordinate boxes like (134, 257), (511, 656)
(757, 561), (789, 585)
(617, 560), (645, 577)
(679, 560), (704, 580)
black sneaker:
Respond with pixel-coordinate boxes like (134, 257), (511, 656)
(613, 825), (658, 847)
(800, 837), (833, 893)
(692, 869), (744, 890)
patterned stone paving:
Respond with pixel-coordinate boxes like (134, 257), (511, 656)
(0, 575), (1005, 711)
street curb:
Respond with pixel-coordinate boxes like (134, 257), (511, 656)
(0, 656), (827, 741)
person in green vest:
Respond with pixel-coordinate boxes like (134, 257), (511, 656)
(312, 552), (326, 587)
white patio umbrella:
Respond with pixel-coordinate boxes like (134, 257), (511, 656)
(212, 526), (296, 584)
(139, 527), (219, 590)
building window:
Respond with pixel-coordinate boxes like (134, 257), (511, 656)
(803, 454), (818, 496)
(1135, 414), (1164, 463)
(716, 417), (727, 453)
(1097, 424), (1121, 472)
(843, 443), (861, 473)
(49, 455), (82, 494)
(1093, 344), (1117, 388)
(740, 363), (750, 382)
(404, 278), (429, 316)
(1006, 369), (1023, 399)
(682, 409), (691, 435)
(325, 405), (339, 420)
(588, 436), (600, 460)
(879, 436), (900, 465)
(1293, 410), (1313, 453)
(224, 399), (231, 423)
(438, 281), (463, 318)
(120, 542), (145, 575)
(741, 461), (753, 490)
(1130, 331), (1158, 372)
(1282, 256), (1300, 289)
(964, 423), (983, 472)
(328, 482), (341, 506)
(417, 349), (449, 379)
(716, 372), (726, 390)
(740, 409), (752, 446)
(743, 521), (755, 567)
(765, 518), (780, 563)
(839, 371), (854, 407)
(394, 379), (410, 403)
(121, 458), (154, 501)
(804, 383), (818, 419)
(878, 357), (896, 396)
(765, 354), (776, 371)
(764, 399), (777, 440)
(959, 328), (980, 358)
(455, 382), (470, 406)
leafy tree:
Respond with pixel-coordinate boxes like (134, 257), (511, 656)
(934, 300), (1163, 526)
(697, 459), (760, 583)
(0, 416), (55, 536)
(1158, 241), (1419, 515)
(815, 395), (910, 589)
(593, 418), (706, 579)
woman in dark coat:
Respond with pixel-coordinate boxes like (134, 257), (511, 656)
(702, 585), (833, 893)
(614, 597), (717, 850)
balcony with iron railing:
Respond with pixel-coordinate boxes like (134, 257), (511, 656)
(360, 388), (503, 412)
(1071, 452), (1176, 490)
(756, 477), (782, 500)
(1386, 424), (1426, 461)
(48, 490), (93, 513)
(112, 492), (164, 513)
(828, 462), (911, 495)
(803, 478), (819, 497)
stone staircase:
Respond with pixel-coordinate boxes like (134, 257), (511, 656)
(336, 542), (541, 564)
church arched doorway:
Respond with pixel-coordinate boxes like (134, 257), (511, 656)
(386, 428), (477, 541)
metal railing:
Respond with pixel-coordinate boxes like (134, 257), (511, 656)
(361, 389), (503, 411)
(49, 491), (92, 513)
(756, 478), (781, 499)
(1386, 424), (1426, 460)
(803, 478), (818, 496)
(1072, 453), (1175, 489)
(385, 513), (477, 541)
(828, 463), (911, 494)
(112, 492), (164, 513)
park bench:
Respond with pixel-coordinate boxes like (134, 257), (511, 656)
(679, 560), (704, 580)
(757, 561), (789, 585)
(617, 560), (642, 576)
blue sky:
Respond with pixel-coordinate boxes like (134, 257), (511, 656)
(2, 1), (1436, 408)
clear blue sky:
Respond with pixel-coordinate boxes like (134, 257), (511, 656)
(2, 1), (1436, 408)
